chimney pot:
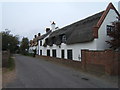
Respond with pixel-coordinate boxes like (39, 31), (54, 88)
(51, 21), (56, 31)
(51, 21), (55, 25)
(46, 28), (50, 32)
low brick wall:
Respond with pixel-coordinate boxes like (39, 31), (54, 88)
(36, 55), (82, 70)
(81, 49), (120, 75)
(36, 49), (120, 76)
(2, 51), (10, 67)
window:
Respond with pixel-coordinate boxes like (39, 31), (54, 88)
(62, 35), (67, 43)
(61, 50), (65, 59)
(40, 41), (42, 46)
(47, 50), (50, 56)
(60, 34), (67, 43)
(40, 50), (42, 55)
(67, 50), (73, 60)
(52, 49), (56, 57)
(107, 25), (114, 35)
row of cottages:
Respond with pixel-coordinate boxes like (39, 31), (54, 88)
(29, 3), (120, 61)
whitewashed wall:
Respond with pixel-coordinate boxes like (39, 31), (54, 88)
(37, 33), (51, 55)
(96, 9), (119, 50)
(39, 39), (97, 61)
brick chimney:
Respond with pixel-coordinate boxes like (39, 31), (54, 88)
(46, 28), (50, 33)
(38, 33), (41, 36)
(51, 21), (56, 31)
(34, 35), (37, 38)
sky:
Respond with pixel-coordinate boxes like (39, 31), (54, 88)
(0, 1), (120, 41)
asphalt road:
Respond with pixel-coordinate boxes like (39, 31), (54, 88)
(5, 54), (117, 88)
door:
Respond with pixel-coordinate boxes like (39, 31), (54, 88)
(40, 50), (42, 55)
(52, 49), (56, 57)
(47, 50), (50, 56)
(61, 50), (64, 59)
(67, 50), (73, 60)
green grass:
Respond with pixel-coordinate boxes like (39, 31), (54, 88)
(26, 53), (34, 57)
(7, 56), (15, 71)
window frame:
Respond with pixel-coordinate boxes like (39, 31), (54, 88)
(60, 34), (67, 43)
(106, 25), (114, 35)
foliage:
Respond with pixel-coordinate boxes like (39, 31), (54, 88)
(2, 30), (19, 53)
(106, 17), (120, 51)
(25, 53), (34, 57)
(20, 37), (29, 55)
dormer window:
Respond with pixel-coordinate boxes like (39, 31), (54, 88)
(107, 25), (114, 35)
(62, 35), (67, 43)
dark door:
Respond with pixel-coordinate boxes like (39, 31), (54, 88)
(67, 50), (73, 60)
(40, 50), (42, 55)
(61, 50), (64, 59)
(52, 50), (56, 57)
(47, 50), (50, 56)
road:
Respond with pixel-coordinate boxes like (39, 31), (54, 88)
(5, 54), (117, 88)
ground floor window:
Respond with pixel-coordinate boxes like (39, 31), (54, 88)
(40, 50), (42, 55)
(52, 49), (56, 57)
(67, 49), (73, 60)
(61, 50), (64, 59)
(47, 50), (50, 56)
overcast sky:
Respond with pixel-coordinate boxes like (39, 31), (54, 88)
(1, 1), (119, 41)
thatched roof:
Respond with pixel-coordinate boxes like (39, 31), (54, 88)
(38, 30), (52, 40)
(31, 30), (51, 46)
(45, 11), (104, 46)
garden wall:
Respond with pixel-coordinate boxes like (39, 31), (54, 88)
(81, 49), (120, 75)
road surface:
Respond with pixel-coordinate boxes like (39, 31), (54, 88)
(5, 54), (117, 88)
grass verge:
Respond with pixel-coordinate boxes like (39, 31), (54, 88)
(7, 56), (15, 71)
(2, 55), (16, 87)
(21, 53), (34, 57)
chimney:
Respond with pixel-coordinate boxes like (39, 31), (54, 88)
(34, 35), (37, 38)
(118, 1), (120, 13)
(38, 33), (41, 36)
(51, 21), (56, 31)
(46, 28), (50, 33)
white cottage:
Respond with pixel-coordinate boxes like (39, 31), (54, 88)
(30, 3), (120, 61)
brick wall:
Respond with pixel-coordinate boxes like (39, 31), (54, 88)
(36, 55), (82, 70)
(81, 49), (120, 75)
